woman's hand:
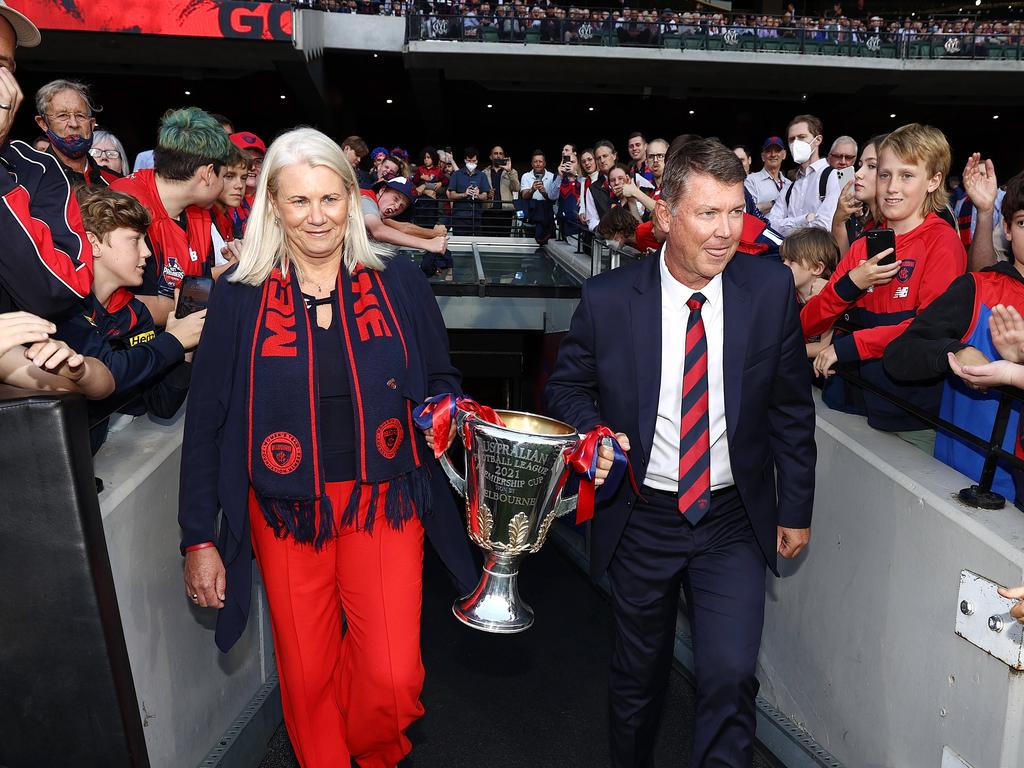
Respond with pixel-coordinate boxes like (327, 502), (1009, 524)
(847, 252), (901, 290)
(184, 547), (226, 609)
(0, 311), (56, 358)
(24, 338), (86, 380)
(221, 238), (243, 265)
(423, 425), (457, 453)
(989, 304), (1024, 363)
(948, 351), (1024, 391)
(833, 179), (859, 225)
(813, 344), (839, 378)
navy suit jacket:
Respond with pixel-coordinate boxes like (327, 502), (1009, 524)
(544, 249), (816, 577)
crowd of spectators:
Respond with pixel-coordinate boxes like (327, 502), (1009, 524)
(3, 0), (1024, 510)
(286, 0), (1024, 52)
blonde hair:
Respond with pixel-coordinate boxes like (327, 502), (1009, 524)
(230, 127), (389, 287)
(878, 123), (951, 217)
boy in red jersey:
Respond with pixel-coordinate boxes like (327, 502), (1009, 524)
(802, 123), (966, 441)
(111, 107), (230, 326)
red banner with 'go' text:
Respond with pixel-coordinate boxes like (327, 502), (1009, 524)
(9, 1), (292, 41)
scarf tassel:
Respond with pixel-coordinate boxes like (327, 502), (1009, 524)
(258, 493), (336, 551)
(339, 468), (433, 534)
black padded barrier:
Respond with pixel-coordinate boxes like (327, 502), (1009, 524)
(0, 387), (149, 767)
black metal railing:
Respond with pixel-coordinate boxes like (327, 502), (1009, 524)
(404, 15), (1024, 61)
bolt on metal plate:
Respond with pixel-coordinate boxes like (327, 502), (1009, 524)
(955, 569), (1024, 670)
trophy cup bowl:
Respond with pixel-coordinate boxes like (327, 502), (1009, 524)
(440, 409), (580, 633)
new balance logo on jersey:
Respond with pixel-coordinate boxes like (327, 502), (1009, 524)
(893, 286), (910, 299)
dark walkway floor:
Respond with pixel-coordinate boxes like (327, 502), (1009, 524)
(259, 530), (776, 768)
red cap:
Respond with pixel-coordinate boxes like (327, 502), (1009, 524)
(230, 131), (266, 155)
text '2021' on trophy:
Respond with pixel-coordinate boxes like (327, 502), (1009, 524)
(440, 409), (580, 633)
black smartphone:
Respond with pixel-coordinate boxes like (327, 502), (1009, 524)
(561, 153), (571, 164)
(865, 228), (897, 266)
(175, 275), (214, 319)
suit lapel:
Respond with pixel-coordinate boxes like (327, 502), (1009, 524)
(631, 251), (662, 461)
(722, 259), (752, 442)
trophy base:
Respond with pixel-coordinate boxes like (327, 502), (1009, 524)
(452, 552), (534, 633)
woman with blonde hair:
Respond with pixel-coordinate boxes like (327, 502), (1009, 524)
(179, 127), (475, 768)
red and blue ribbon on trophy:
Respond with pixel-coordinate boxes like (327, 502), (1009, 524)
(414, 395), (637, 525)
(413, 394), (505, 458)
(564, 426), (639, 524)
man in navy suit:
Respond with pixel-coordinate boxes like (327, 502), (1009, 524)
(545, 139), (816, 767)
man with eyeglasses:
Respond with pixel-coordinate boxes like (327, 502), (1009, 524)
(33, 79), (116, 188)
(826, 136), (858, 170)
(646, 138), (668, 192)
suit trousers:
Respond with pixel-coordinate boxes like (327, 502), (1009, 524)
(607, 486), (766, 768)
(249, 481), (426, 768)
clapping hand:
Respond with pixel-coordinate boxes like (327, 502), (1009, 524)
(963, 152), (998, 213)
(989, 304), (1024, 363)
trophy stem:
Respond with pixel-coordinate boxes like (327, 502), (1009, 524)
(452, 551), (534, 633)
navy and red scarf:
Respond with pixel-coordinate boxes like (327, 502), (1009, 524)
(247, 263), (429, 547)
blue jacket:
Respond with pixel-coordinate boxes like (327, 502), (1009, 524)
(179, 257), (477, 652)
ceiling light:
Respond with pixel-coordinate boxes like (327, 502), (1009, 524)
(994, 114), (1000, 119)
(487, 104), (493, 108)
(890, 113), (896, 118)
(588, 106), (594, 111)
(688, 109), (695, 114)
(184, 90), (191, 96)
(386, 99), (393, 104)
(280, 95), (286, 100)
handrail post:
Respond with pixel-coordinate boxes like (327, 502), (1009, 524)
(958, 392), (1011, 509)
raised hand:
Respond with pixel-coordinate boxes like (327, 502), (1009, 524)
(963, 152), (998, 213)
(989, 304), (1024, 363)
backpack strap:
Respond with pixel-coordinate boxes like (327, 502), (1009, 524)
(818, 165), (835, 202)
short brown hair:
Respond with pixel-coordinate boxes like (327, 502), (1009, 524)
(661, 138), (745, 208)
(780, 227), (841, 279)
(78, 188), (151, 241)
(224, 142), (248, 170)
(341, 135), (369, 159)
(787, 114), (823, 139)
(878, 123), (951, 216)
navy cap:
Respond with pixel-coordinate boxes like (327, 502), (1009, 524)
(763, 136), (786, 150)
(382, 176), (415, 203)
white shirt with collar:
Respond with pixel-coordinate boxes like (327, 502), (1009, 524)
(744, 167), (792, 210)
(645, 252), (734, 493)
(521, 169), (560, 201)
(767, 156), (838, 236)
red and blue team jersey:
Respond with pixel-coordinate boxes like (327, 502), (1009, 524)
(110, 170), (213, 300)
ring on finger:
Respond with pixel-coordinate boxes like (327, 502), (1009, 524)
(0, 103), (10, 110)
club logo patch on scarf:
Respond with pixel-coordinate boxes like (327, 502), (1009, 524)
(375, 418), (404, 460)
(261, 431), (303, 475)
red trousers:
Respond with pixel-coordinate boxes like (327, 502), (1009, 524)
(249, 481), (426, 768)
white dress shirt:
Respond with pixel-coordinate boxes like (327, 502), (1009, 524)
(744, 167), (792, 211)
(520, 169), (561, 201)
(645, 253), (734, 493)
(767, 157), (838, 236)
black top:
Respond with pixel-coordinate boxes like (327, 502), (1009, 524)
(304, 291), (356, 482)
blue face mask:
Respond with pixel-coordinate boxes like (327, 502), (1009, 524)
(45, 128), (93, 160)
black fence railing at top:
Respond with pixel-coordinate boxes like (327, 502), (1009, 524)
(405, 15), (1024, 60)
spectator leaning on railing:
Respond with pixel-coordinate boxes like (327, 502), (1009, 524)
(884, 171), (1024, 502)
(802, 123), (966, 449)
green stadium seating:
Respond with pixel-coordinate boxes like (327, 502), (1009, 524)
(524, 29), (541, 44)
(480, 27), (499, 42)
(663, 34), (682, 49)
(683, 34), (706, 49)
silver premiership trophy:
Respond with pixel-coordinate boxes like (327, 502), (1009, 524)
(440, 409), (581, 633)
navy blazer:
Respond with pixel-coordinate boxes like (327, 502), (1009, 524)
(544, 249), (816, 577)
(179, 257), (477, 652)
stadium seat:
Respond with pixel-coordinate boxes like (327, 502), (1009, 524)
(760, 38), (782, 51)
(480, 27), (499, 42)
(819, 41), (839, 55)
(604, 30), (619, 46)
(803, 40), (820, 54)
(683, 34), (706, 49)
(908, 41), (928, 58)
(663, 34), (682, 49)
(739, 37), (758, 52)
(781, 39), (801, 53)
(987, 43), (1006, 59)
(706, 36), (725, 50)
(524, 29), (541, 44)
(879, 42), (897, 57)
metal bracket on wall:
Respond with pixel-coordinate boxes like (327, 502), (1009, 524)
(941, 745), (977, 768)
(955, 569), (1024, 670)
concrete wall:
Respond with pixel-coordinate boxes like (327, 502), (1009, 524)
(94, 416), (273, 768)
(295, 9), (405, 54)
(758, 393), (1024, 768)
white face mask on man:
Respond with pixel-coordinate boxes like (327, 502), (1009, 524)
(789, 139), (815, 165)
(464, 162), (477, 173)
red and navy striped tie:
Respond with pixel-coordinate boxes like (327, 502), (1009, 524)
(678, 292), (711, 524)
